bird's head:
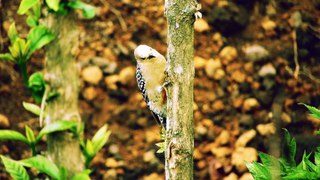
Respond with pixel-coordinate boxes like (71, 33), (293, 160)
(134, 45), (161, 62)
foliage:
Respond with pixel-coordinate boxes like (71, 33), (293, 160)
(81, 124), (111, 168)
(156, 127), (165, 153)
(247, 104), (320, 180)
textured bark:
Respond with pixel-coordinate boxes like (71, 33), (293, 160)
(44, 13), (84, 177)
(164, 1), (199, 179)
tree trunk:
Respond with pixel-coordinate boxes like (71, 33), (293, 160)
(44, 13), (84, 177)
(164, 1), (199, 179)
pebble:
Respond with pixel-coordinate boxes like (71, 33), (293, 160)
(215, 130), (230, 145)
(242, 44), (270, 62)
(195, 124), (208, 136)
(219, 46), (238, 64)
(103, 48), (117, 62)
(212, 100), (225, 112)
(103, 169), (117, 180)
(81, 66), (103, 84)
(0, 114), (10, 128)
(243, 98), (260, 111)
(119, 66), (136, 85)
(205, 58), (222, 78)
(109, 144), (120, 154)
(231, 70), (246, 83)
(211, 147), (232, 158)
(145, 130), (160, 143)
(105, 158), (119, 168)
(143, 150), (157, 163)
(194, 19), (210, 32)
(239, 114), (254, 126)
(261, 18), (276, 31)
(281, 112), (292, 124)
(193, 148), (204, 160)
(142, 173), (163, 180)
(194, 56), (207, 70)
(223, 173), (238, 180)
(197, 160), (207, 169)
(258, 63), (276, 77)
(231, 147), (258, 173)
(235, 129), (256, 147)
(83, 86), (98, 101)
(240, 173), (254, 180)
(105, 75), (119, 90)
(257, 123), (276, 136)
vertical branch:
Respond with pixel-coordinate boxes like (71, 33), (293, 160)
(44, 13), (84, 177)
(165, 0), (198, 179)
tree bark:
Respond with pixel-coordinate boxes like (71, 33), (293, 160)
(164, 1), (199, 179)
(44, 13), (84, 177)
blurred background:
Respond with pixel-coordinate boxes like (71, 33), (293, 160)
(0, 0), (320, 179)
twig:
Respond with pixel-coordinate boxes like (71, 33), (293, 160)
(292, 29), (299, 79)
(39, 85), (49, 127)
(99, 0), (127, 31)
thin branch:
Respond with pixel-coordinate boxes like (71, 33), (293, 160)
(99, 0), (127, 31)
(292, 29), (299, 79)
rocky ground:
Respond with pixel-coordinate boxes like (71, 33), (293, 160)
(0, 0), (320, 179)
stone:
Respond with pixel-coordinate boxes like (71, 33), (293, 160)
(143, 150), (157, 163)
(212, 100), (225, 112)
(216, 130), (230, 145)
(205, 58), (222, 78)
(224, 173), (238, 180)
(281, 112), (292, 124)
(243, 98), (260, 111)
(197, 160), (207, 169)
(119, 66), (135, 85)
(231, 70), (246, 83)
(142, 173), (163, 180)
(103, 169), (117, 180)
(257, 123), (276, 136)
(261, 18), (276, 31)
(231, 147), (258, 172)
(195, 124), (208, 136)
(214, 69), (226, 80)
(0, 114), (10, 128)
(211, 147), (232, 158)
(81, 66), (103, 84)
(194, 56), (207, 70)
(105, 75), (119, 90)
(193, 148), (204, 160)
(145, 130), (160, 143)
(105, 158), (118, 168)
(239, 114), (254, 126)
(242, 44), (270, 62)
(219, 46), (238, 64)
(109, 144), (120, 154)
(240, 173), (254, 180)
(83, 86), (98, 101)
(235, 129), (256, 147)
(258, 63), (276, 77)
(194, 19), (210, 32)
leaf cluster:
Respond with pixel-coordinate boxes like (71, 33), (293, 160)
(247, 104), (320, 180)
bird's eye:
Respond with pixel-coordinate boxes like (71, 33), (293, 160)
(148, 55), (155, 58)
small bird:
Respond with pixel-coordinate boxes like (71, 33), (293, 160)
(134, 45), (167, 129)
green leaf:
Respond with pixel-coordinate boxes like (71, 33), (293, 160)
(28, 72), (46, 103)
(26, 16), (38, 27)
(67, 1), (95, 19)
(299, 103), (320, 120)
(45, 0), (61, 11)
(315, 148), (320, 166)
(0, 130), (28, 144)
(1, 156), (30, 180)
(22, 102), (41, 116)
(0, 53), (15, 62)
(32, 0), (41, 19)
(91, 124), (111, 154)
(59, 167), (68, 180)
(246, 161), (271, 180)
(25, 126), (36, 144)
(85, 139), (95, 157)
(18, 0), (39, 15)
(20, 155), (60, 179)
(281, 129), (296, 166)
(8, 23), (18, 43)
(71, 169), (91, 180)
(155, 142), (164, 153)
(27, 26), (55, 57)
(36, 121), (78, 142)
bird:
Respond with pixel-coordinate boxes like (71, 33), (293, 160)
(134, 45), (167, 129)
